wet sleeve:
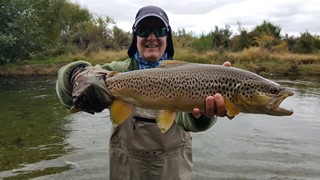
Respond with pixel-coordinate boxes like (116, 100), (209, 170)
(175, 112), (217, 132)
(56, 60), (92, 109)
(100, 58), (131, 72)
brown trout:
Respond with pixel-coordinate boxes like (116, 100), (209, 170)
(104, 60), (294, 133)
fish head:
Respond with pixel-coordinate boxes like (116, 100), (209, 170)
(236, 79), (294, 116)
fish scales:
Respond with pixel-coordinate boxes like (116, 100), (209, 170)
(105, 63), (277, 112)
(69, 61), (293, 133)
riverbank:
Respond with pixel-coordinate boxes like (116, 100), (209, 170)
(1, 48), (319, 76)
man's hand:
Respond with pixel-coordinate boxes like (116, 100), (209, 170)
(222, 61), (231, 67)
(192, 61), (231, 118)
(71, 66), (113, 114)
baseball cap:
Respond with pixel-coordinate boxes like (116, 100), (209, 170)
(133, 6), (170, 29)
(127, 6), (174, 58)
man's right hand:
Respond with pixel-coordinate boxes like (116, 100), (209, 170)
(70, 66), (113, 114)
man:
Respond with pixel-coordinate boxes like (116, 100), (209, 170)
(56, 6), (230, 180)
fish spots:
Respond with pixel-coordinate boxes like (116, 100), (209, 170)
(103, 63), (294, 117)
(106, 64), (284, 113)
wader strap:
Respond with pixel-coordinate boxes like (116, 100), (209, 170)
(133, 116), (157, 130)
(133, 116), (156, 123)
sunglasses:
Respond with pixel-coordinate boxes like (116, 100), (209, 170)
(134, 27), (169, 37)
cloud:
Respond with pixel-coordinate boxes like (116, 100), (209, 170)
(164, 0), (238, 14)
(71, 0), (320, 36)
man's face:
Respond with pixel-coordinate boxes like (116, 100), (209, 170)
(136, 17), (168, 62)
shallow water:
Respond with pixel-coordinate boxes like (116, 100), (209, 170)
(0, 76), (319, 179)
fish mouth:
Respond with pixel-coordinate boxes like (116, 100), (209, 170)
(266, 89), (294, 116)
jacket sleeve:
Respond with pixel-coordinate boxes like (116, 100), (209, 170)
(56, 60), (92, 109)
(56, 59), (131, 109)
(100, 58), (131, 72)
(175, 112), (217, 132)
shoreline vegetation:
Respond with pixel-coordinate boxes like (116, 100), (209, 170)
(0, 47), (319, 77)
(2, 1), (320, 77)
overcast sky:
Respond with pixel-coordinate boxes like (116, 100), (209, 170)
(71, 0), (320, 37)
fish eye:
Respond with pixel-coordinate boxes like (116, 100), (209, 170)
(269, 87), (280, 94)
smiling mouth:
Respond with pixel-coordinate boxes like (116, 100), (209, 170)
(146, 45), (158, 48)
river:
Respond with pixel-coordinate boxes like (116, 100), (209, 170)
(0, 76), (319, 179)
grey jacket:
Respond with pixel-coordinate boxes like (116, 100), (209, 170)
(56, 58), (217, 179)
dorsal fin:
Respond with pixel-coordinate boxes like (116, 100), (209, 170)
(106, 71), (119, 78)
(158, 60), (189, 68)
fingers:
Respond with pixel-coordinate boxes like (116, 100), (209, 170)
(222, 61), (231, 67)
(192, 108), (202, 119)
(195, 94), (226, 119)
(204, 96), (215, 117)
(212, 94), (226, 117)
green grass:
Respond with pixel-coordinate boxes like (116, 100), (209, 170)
(1, 47), (320, 76)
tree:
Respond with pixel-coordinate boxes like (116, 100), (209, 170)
(230, 22), (251, 51)
(61, 16), (116, 52)
(0, 0), (45, 63)
(291, 31), (316, 54)
(250, 20), (282, 40)
(283, 34), (297, 52)
(172, 28), (196, 48)
(190, 25), (232, 52)
(0, 0), (92, 63)
(32, 0), (91, 44)
(253, 33), (275, 50)
(112, 26), (131, 49)
(191, 33), (214, 51)
(249, 21), (286, 52)
(211, 25), (232, 50)
(313, 35), (320, 51)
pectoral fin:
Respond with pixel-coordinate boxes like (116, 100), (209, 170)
(109, 100), (134, 126)
(156, 110), (177, 133)
(225, 98), (241, 120)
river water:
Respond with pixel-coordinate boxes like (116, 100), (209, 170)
(0, 76), (319, 179)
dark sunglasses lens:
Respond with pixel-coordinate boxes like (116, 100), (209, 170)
(154, 27), (168, 37)
(136, 27), (168, 37)
(136, 28), (150, 37)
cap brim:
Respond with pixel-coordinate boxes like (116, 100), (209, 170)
(134, 14), (169, 28)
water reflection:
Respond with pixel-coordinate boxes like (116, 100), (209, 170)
(192, 76), (320, 179)
(0, 76), (320, 179)
(0, 77), (72, 178)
